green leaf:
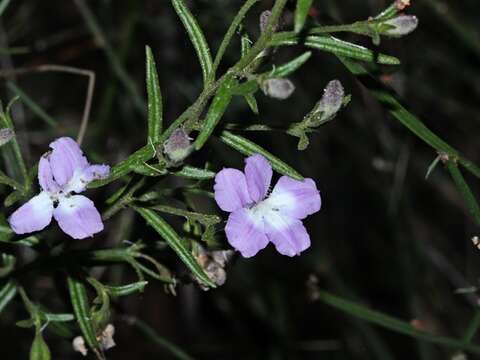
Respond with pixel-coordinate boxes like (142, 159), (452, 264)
(171, 0), (213, 85)
(244, 94), (259, 114)
(133, 207), (215, 288)
(145, 45), (163, 142)
(0, 280), (16, 314)
(0, 168), (22, 189)
(0, 99), (29, 187)
(193, 75), (235, 150)
(105, 281), (148, 297)
(316, 290), (480, 355)
(132, 162), (167, 177)
(89, 144), (155, 188)
(67, 276), (101, 356)
(230, 80), (258, 96)
(338, 56), (480, 180)
(270, 33), (401, 65)
(43, 313), (75, 322)
(446, 160), (480, 226)
(212, 0), (259, 76)
(30, 330), (51, 360)
(173, 165), (216, 180)
(294, 0), (313, 33)
(268, 51), (312, 78)
(220, 130), (303, 180)
(0, 0), (11, 17)
(305, 36), (400, 65)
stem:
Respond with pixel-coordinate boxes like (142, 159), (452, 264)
(211, 0), (260, 78)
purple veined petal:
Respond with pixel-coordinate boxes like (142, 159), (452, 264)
(225, 208), (269, 258)
(244, 154), (272, 203)
(263, 211), (310, 256)
(266, 176), (321, 220)
(53, 195), (104, 239)
(214, 168), (252, 212)
(38, 153), (59, 193)
(49, 137), (89, 187)
(65, 164), (111, 193)
(9, 191), (53, 235)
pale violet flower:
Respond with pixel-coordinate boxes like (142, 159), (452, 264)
(9, 137), (110, 239)
(214, 154), (321, 257)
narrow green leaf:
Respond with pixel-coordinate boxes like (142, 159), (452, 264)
(446, 161), (480, 226)
(89, 144), (155, 188)
(230, 80), (258, 96)
(0, 168), (22, 189)
(305, 36), (400, 65)
(294, 0), (313, 33)
(0, 280), (16, 314)
(30, 330), (51, 360)
(132, 162), (167, 177)
(127, 317), (196, 360)
(145, 46), (163, 142)
(374, 2), (401, 20)
(67, 276), (101, 355)
(338, 56), (480, 180)
(193, 76), (235, 150)
(171, 0), (213, 84)
(0, 0), (12, 17)
(0, 99), (29, 186)
(173, 165), (216, 180)
(270, 33), (401, 65)
(43, 313), (75, 322)
(317, 290), (480, 355)
(106, 281), (148, 297)
(220, 130), (303, 180)
(7, 82), (57, 128)
(212, 0), (259, 76)
(244, 94), (259, 114)
(134, 207), (215, 288)
(268, 51), (312, 78)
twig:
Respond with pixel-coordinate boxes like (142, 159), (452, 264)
(0, 64), (95, 145)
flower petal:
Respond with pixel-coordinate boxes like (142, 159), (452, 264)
(214, 168), (252, 212)
(53, 195), (103, 239)
(244, 154), (272, 203)
(267, 176), (321, 219)
(225, 208), (269, 258)
(9, 192), (53, 234)
(49, 137), (89, 187)
(38, 153), (59, 193)
(65, 164), (111, 193)
(264, 212), (310, 256)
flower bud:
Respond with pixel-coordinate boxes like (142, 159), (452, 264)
(261, 78), (295, 100)
(0, 128), (14, 146)
(314, 80), (344, 121)
(163, 128), (192, 163)
(382, 15), (418, 37)
(259, 10), (272, 33)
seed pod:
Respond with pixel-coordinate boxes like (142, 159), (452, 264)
(261, 78), (295, 100)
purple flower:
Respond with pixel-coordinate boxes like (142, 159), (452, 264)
(9, 137), (110, 239)
(214, 154), (321, 257)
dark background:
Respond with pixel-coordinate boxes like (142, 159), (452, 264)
(1, 0), (480, 358)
